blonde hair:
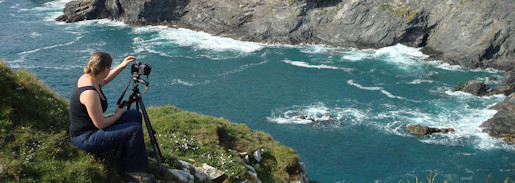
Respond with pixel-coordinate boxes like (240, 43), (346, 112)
(84, 52), (113, 76)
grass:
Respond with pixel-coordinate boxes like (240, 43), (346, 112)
(147, 106), (301, 182)
(380, 3), (420, 22)
(0, 60), (302, 182)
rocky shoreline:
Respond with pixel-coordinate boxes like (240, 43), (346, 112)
(451, 70), (514, 142)
(56, 0), (514, 71)
(55, 0), (515, 142)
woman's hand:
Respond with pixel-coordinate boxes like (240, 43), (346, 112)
(121, 56), (136, 68)
(115, 105), (126, 117)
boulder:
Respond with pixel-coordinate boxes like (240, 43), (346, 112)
(299, 162), (309, 183)
(406, 125), (455, 135)
(253, 149), (263, 163)
(198, 163), (225, 183)
(451, 80), (490, 96)
(492, 70), (515, 95)
(501, 134), (515, 143)
(169, 169), (194, 183)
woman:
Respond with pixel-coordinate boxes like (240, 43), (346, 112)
(69, 52), (154, 182)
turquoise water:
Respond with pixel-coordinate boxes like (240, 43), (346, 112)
(1, 1), (514, 182)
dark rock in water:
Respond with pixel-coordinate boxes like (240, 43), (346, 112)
(55, 0), (515, 71)
(481, 94), (515, 142)
(492, 70), (515, 96)
(451, 80), (490, 96)
(406, 125), (455, 135)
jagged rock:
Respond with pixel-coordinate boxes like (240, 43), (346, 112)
(481, 93), (515, 140)
(169, 169), (194, 183)
(244, 164), (256, 173)
(492, 70), (515, 95)
(56, 0), (515, 71)
(243, 154), (250, 164)
(198, 163), (225, 182)
(299, 162), (309, 183)
(451, 80), (490, 96)
(406, 125), (455, 135)
(253, 149), (263, 163)
(247, 171), (262, 183)
(168, 161), (218, 182)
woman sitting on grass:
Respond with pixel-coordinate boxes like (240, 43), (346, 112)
(69, 52), (154, 182)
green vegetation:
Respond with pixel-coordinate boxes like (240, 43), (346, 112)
(0, 60), (302, 182)
(380, 3), (420, 22)
(147, 106), (301, 182)
(460, 0), (471, 5)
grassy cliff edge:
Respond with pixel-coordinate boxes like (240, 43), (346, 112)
(0, 61), (304, 182)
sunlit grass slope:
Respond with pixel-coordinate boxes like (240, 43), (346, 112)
(0, 60), (302, 182)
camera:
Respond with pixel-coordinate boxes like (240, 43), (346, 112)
(131, 62), (152, 76)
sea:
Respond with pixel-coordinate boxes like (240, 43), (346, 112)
(1, 0), (513, 182)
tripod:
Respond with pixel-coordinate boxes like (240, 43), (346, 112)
(119, 75), (165, 174)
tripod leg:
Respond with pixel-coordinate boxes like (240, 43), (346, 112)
(137, 98), (165, 175)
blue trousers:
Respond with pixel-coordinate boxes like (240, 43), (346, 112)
(70, 110), (149, 172)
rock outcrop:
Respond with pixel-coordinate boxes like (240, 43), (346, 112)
(56, 0), (515, 71)
(451, 80), (491, 96)
(492, 70), (515, 95)
(452, 70), (514, 96)
(406, 125), (455, 135)
(451, 70), (515, 143)
(480, 93), (515, 142)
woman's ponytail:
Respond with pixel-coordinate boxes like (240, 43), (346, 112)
(84, 52), (113, 77)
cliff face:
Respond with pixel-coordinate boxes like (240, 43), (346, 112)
(56, 0), (515, 71)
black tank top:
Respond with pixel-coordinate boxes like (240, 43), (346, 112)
(69, 86), (108, 137)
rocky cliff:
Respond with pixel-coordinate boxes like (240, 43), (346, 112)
(56, 0), (515, 71)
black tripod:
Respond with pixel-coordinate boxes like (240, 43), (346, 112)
(118, 75), (165, 174)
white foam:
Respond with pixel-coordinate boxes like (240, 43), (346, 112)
(30, 0), (73, 21)
(339, 44), (429, 69)
(444, 90), (505, 101)
(35, 0), (72, 11)
(217, 60), (268, 77)
(342, 48), (375, 61)
(132, 26), (264, 53)
(347, 80), (407, 100)
(267, 102), (366, 125)
(74, 19), (128, 27)
(407, 79), (434, 85)
(30, 32), (42, 38)
(13, 37), (81, 63)
(170, 78), (211, 86)
(426, 60), (464, 71)
(376, 93), (512, 150)
(283, 60), (353, 72)
(6, 64), (82, 70)
(374, 44), (428, 70)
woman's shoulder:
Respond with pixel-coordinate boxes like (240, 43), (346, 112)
(79, 89), (100, 103)
(76, 74), (93, 88)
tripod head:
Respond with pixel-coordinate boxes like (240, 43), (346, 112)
(132, 73), (150, 96)
(117, 62), (152, 108)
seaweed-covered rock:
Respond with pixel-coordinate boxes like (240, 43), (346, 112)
(406, 125), (455, 135)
